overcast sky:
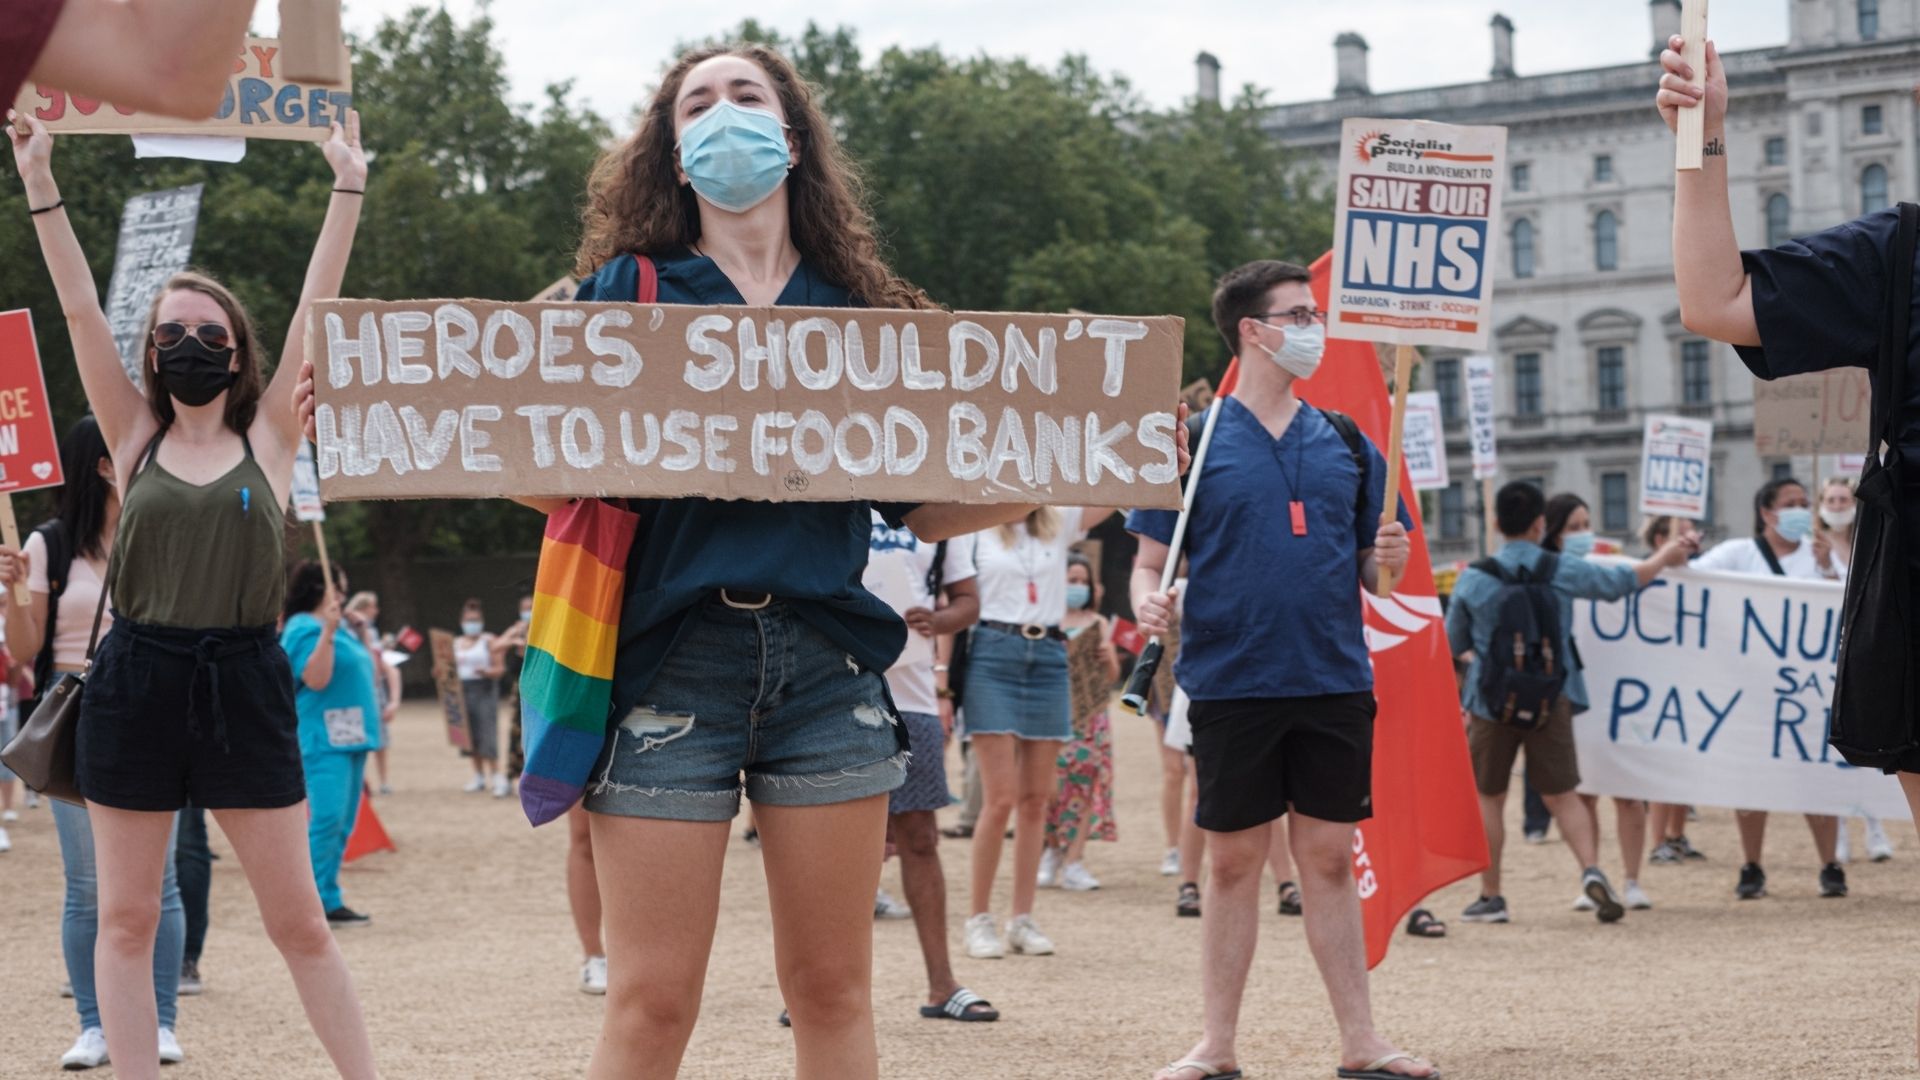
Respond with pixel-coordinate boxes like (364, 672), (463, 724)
(289, 1), (1792, 120)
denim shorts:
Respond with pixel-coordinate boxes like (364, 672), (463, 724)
(960, 624), (1072, 741)
(583, 598), (908, 822)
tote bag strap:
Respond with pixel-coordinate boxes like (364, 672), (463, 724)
(85, 429), (165, 665)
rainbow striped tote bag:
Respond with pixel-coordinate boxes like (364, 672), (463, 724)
(518, 498), (640, 825)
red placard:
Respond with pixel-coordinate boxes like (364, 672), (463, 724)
(1109, 617), (1147, 658)
(0, 311), (65, 495)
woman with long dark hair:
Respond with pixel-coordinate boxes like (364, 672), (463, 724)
(10, 106), (377, 1078)
(0, 415), (186, 1068)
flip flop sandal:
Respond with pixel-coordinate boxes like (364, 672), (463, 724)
(1337, 1052), (1440, 1079)
(1404, 909), (1447, 938)
(1160, 1059), (1243, 1080)
(919, 987), (999, 1022)
(1277, 881), (1303, 916)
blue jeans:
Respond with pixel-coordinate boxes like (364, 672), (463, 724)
(52, 800), (185, 1031)
(175, 807), (211, 964)
(304, 751), (366, 911)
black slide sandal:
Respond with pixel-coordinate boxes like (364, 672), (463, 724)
(919, 987), (999, 1022)
(1405, 909), (1446, 938)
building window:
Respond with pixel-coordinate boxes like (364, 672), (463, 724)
(1766, 193), (1792, 247)
(1514, 353), (1543, 417)
(1765, 137), (1787, 166)
(1512, 163), (1531, 192)
(1440, 483), (1466, 540)
(1864, 104), (1885, 135)
(1864, 164), (1891, 215)
(1594, 211), (1619, 271)
(1772, 461), (1796, 482)
(1512, 218), (1536, 278)
(1602, 473), (1630, 533)
(1434, 357), (1462, 425)
(1682, 340), (1712, 406)
(1808, 111), (1824, 137)
(1862, 0), (1880, 40)
(1596, 347), (1626, 411)
(1594, 155), (1614, 182)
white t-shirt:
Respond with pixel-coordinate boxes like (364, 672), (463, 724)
(863, 513), (978, 716)
(455, 634), (495, 680)
(973, 508), (1088, 627)
(25, 530), (111, 672)
(1693, 535), (1825, 581)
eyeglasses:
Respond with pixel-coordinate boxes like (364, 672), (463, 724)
(1253, 308), (1329, 329)
(152, 322), (233, 351)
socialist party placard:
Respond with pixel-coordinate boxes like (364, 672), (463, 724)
(1640, 414), (1714, 519)
(1330, 119), (1508, 350)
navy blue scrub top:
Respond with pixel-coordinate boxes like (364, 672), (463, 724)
(574, 249), (917, 713)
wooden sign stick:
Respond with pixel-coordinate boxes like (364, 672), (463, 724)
(1674, 0), (1709, 171)
(1377, 344), (1416, 599)
(0, 495), (27, 605)
(313, 520), (335, 604)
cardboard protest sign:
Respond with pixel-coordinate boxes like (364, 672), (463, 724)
(278, 0), (349, 87)
(1400, 390), (1449, 491)
(429, 629), (472, 751)
(1067, 627), (1110, 723)
(1329, 118), (1508, 351)
(1639, 414), (1713, 518)
(0, 312), (67, 496)
(291, 441), (325, 522)
(1464, 354), (1498, 479)
(14, 38), (352, 143)
(1753, 370), (1869, 455)
(1576, 565), (1909, 819)
(308, 300), (1186, 509)
(105, 185), (203, 386)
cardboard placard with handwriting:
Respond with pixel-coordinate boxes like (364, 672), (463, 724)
(429, 630), (472, 751)
(308, 300), (1186, 508)
(1752, 371), (1870, 455)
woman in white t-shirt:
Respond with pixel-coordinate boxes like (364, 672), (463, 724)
(960, 506), (1101, 961)
(454, 598), (512, 796)
(1692, 477), (1846, 900)
(0, 415), (187, 1068)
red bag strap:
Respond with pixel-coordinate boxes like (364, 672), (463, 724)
(630, 254), (658, 304)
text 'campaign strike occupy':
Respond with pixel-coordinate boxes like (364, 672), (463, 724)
(308, 300), (1186, 508)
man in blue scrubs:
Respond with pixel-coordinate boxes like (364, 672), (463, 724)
(1128, 260), (1431, 1080)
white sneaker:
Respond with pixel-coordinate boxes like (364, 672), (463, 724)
(1005, 914), (1055, 955)
(0, 826), (11, 853)
(25, 790), (39, 809)
(1623, 880), (1652, 910)
(2, 808), (17, 822)
(1060, 861), (1101, 892)
(1869, 818), (1896, 862)
(1836, 826), (1852, 865)
(158, 1027), (184, 1065)
(61, 1028), (109, 1069)
(492, 775), (512, 798)
(462, 776), (485, 794)
(1036, 846), (1062, 889)
(964, 913), (1004, 959)
(874, 887), (912, 920)
(1571, 892), (1597, 912)
(579, 956), (607, 995)
(377, 783), (394, 797)
(1159, 848), (1181, 877)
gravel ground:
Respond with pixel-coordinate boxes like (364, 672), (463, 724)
(2, 700), (1916, 1079)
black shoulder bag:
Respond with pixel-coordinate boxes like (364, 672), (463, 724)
(1829, 200), (1920, 769)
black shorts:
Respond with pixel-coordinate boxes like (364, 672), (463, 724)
(76, 618), (304, 812)
(1188, 692), (1376, 831)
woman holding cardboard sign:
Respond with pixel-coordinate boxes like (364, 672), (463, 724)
(9, 109), (378, 1078)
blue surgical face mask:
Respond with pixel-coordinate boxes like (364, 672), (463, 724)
(462, 620), (484, 636)
(1066, 584), (1093, 610)
(1560, 531), (1596, 559)
(677, 100), (792, 214)
(1775, 507), (1814, 542)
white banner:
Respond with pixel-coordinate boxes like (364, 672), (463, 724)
(1639, 413), (1713, 519)
(1401, 390), (1449, 491)
(1465, 354), (1497, 479)
(1573, 564), (1909, 820)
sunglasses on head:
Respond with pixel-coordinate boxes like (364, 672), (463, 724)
(151, 322), (233, 351)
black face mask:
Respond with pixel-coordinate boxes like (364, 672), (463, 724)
(155, 338), (237, 408)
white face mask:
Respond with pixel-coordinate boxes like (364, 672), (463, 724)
(1820, 505), (1857, 529)
(1260, 321), (1326, 380)
(462, 620), (484, 637)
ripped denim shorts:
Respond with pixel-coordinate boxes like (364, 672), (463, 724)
(583, 597), (908, 822)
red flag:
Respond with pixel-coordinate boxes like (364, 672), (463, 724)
(343, 785), (396, 863)
(1110, 618), (1148, 657)
(1215, 253), (1487, 968)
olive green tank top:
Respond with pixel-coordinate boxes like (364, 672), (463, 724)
(108, 431), (284, 629)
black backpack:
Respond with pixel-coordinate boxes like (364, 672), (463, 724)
(22, 519), (75, 715)
(1469, 552), (1567, 730)
(1183, 404), (1371, 520)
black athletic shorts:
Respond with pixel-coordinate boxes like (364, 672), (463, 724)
(76, 617), (305, 812)
(1188, 692), (1376, 832)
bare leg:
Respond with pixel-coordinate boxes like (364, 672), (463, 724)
(1738, 810), (1768, 864)
(212, 805), (377, 1079)
(1540, 791), (1601, 871)
(1155, 822), (1267, 1079)
(1616, 799), (1648, 882)
(758, 795), (889, 1080)
(1477, 789), (1508, 896)
(891, 810), (961, 1006)
(373, 746), (389, 789)
(587, 813), (729, 1080)
(1178, 763), (1206, 884)
(968, 734), (1017, 917)
(1898, 774), (1920, 1064)
(1011, 739), (1064, 917)
(1158, 737), (1186, 852)
(1267, 816), (1293, 882)
(1805, 813), (1839, 864)
(88, 805), (174, 1080)
(567, 806), (603, 959)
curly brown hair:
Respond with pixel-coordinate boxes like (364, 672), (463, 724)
(575, 43), (932, 310)
(139, 270), (266, 435)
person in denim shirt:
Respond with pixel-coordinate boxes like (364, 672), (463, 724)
(1446, 482), (1693, 926)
